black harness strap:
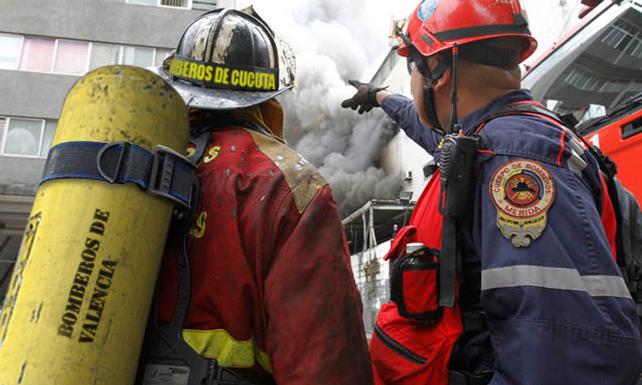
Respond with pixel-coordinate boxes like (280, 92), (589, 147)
(189, 131), (212, 165)
(440, 218), (459, 307)
(42, 141), (198, 210)
(137, 212), (269, 385)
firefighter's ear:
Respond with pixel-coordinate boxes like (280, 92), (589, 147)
(424, 55), (450, 94)
(432, 64), (451, 93)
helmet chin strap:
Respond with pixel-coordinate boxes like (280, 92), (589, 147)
(403, 33), (463, 135)
(421, 44), (462, 135)
(400, 32), (445, 133)
(420, 57), (449, 134)
(449, 44), (462, 135)
(422, 86), (443, 133)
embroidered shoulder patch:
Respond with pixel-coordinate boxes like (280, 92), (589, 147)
(489, 160), (556, 247)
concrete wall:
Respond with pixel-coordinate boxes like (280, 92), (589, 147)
(1, 0), (202, 49)
(0, 157), (45, 196)
(0, 71), (78, 120)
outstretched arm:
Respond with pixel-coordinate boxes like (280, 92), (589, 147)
(341, 81), (442, 156)
(379, 93), (442, 155)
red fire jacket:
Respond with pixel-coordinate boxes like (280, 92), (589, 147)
(158, 106), (372, 385)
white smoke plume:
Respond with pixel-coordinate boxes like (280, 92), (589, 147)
(248, 0), (417, 215)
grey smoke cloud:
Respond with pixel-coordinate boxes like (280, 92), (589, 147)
(249, 0), (417, 215)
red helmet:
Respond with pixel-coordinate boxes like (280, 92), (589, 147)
(398, 0), (538, 63)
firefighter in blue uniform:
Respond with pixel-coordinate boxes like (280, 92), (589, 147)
(342, 0), (642, 384)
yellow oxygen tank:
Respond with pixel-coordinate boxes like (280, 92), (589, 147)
(0, 66), (189, 385)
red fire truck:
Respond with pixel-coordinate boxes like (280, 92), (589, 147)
(523, 0), (642, 200)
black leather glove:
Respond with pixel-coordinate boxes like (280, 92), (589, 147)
(341, 80), (388, 114)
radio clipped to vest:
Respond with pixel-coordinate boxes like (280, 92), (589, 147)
(439, 134), (480, 219)
(439, 134), (480, 308)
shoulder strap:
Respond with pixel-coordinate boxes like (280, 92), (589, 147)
(472, 101), (563, 135)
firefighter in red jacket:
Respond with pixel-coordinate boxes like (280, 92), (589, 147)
(146, 9), (373, 385)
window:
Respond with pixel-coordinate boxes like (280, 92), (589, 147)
(192, 0), (217, 11)
(600, 19), (641, 54)
(127, 0), (191, 7)
(154, 49), (173, 66)
(0, 34), (22, 70)
(3, 119), (43, 156)
(3, 34), (167, 74)
(579, 104), (607, 122)
(2, 118), (57, 157)
(122, 46), (154, 67)
(631, 41), (642, 59)
(20, 38), (55, 72)
(54, 40), (89, 74)
(601, 80), (626, 93)
(89, 43), (120, 70)
(40, 121), (57, 157)
(622, 117), (642, 140)
(0, 118), (5, 154)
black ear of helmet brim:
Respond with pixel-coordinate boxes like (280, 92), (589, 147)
(150, 65), (292, 110)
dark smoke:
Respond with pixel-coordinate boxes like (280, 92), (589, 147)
(252, 0), (415, 215)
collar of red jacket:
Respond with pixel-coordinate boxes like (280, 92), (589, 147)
(231, 98), (285, 140)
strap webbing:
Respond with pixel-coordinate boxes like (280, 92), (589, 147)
(440, 217), (458, 307)
(43, 141), (149, 187)
(42, 141), (198, 210)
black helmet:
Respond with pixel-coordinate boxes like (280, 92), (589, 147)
(153, 8), (295, 110)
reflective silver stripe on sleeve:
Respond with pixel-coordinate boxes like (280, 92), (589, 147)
(482, 265), (632, 299)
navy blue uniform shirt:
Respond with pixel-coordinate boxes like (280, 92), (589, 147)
(381, 91), (642, 385)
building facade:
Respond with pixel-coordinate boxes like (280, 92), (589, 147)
(0, 0), (235, 298)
